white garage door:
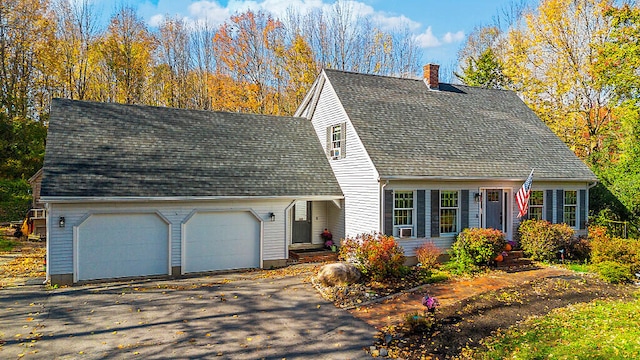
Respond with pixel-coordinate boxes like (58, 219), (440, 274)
(183, 211), (260, 273)
(77, 213), (169, 281)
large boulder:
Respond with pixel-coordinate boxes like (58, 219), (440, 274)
(317, 262), (361, 287)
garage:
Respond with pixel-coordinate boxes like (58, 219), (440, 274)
(183, 211), (260, 273)
(76, 213), (169, 281)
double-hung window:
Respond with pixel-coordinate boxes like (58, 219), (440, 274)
(394, 191), (414, 237)
(529, 190), (544, 220)
(330, 124), (342, 159)
(440, 191), (459, 234)
(564, 190), (577, 227)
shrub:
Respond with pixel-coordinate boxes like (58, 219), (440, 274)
(415, 241), (441, 270)
(589, 229), (640, 274)
(564, 237), (591, 262)
(338, 233), (405, 281)
(591, 261), (633, 284)
(450, 228), (506, 273)
(0, 178), (31, 222)
(518, 220), (575, 262)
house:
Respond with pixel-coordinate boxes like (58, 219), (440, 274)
(295, 65), (597, 258)
(41, 99), (343, 285)
(20, 168), (46, 239)
(42, 64), (597, 285)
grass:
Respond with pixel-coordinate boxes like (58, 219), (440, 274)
(0, 235), (18, 252)
(565, 262), (591, 273)
(469, 298), (640, 359)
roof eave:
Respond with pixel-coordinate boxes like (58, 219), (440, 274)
(40, 194), (345, 204)
(378, 175), (598, 183)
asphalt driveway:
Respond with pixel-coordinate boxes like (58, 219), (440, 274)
(0, 269), (376, 359)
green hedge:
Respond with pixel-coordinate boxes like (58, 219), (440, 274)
(0, 179), (32, 222)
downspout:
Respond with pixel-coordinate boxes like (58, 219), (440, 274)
(586, 181), (598, 232)
(379, 179), (389, 233)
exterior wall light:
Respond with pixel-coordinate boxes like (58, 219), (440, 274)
(269, 212), (276, 222)
(474, 192), (482, 203)
(58, 216), (65, 228)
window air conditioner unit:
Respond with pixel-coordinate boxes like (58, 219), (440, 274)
(399, 227), (413, 238)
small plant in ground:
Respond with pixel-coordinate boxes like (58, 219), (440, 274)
(404, 311), (435, 333)
(449, 228), (506, 273)
(338, 232), (405, 281)
(0, 235), (18, 252)
(518, 219), (575, 261)
(415, 241), (441, 270)
(591, 261), (633, 284)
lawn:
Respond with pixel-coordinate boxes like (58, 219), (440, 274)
(470, 295), (640, 359)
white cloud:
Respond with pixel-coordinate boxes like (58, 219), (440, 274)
(414, 27), (465, 49)
(415, 26), (441, 48)
(442, 30), (465, 44)
(188, 1), (230, 25)
(148, 14), (165, 27)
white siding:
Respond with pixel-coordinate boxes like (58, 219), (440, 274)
(310, 76), (380, 238)
(47, 199), (293, 277)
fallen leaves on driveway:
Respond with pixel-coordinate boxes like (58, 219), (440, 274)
(1, 246), (45, 278)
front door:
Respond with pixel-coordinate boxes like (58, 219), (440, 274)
(485, 189), (503, 231)
(292, 201), (312, 244)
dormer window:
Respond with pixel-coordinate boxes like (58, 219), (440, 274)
(326, 123), (346, 160)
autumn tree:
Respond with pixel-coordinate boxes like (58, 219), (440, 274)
(0, 0), (51, 178)
(97, 6), (156, 104)
(213, 10), (285, 114)
(593, 4), (640, 218)
(501, 0), (615, 163)
(154, 16), (192, 108)
(294, 1), (421, 77)
(50, 0), (100, 101)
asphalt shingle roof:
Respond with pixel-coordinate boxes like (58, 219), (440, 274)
(324, 69), (596, 181)
(41, 99), (342, 198)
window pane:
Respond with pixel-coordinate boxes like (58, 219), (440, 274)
(564, 207), (576, 227)
(441, 191), (458, 208)
(529, 207), (543, 220)
(394, 209), (412, 225)
(564, 190), (577, 205)
(440, 209), (457, 233)
(530, 191), (543, 206)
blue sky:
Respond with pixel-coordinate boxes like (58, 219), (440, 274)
(92, 0), (520, 69)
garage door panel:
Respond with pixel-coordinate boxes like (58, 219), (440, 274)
(184, 211), (260, 273)
(77, 214), (169, 281)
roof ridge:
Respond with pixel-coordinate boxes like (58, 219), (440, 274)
(322, 68), (516, 93)
(52, 98), (302, 121)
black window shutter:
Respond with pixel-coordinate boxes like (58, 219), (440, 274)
(325, 125), (331, 157)
(384, 189), (393, 236)
(579, 189), (587, 229)
(417, 190), (425, 238)
(556, 189), (564, 224)
(546, 190), (553, 222)
(461, 190), (469, 230)
(430, 190), (440, 237)
(340, 122), (347, 158)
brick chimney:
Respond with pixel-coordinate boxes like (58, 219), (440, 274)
(423, 64), (439, 90)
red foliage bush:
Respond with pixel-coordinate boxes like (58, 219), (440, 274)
(339, 233), (406, 281)
(415, 241), (441, 270)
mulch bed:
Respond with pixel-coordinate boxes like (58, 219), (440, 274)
(370, 273), (637, 359)
(313, 267), (433, 308)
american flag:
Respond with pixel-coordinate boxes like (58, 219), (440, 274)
(516, 169), (534, 218)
